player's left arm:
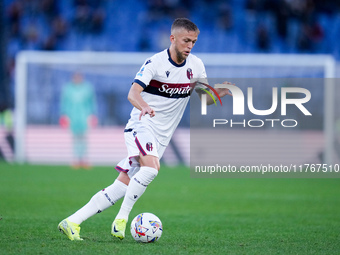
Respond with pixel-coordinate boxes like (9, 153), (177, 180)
(87, 84), (98, 127)
(195, 60), (233, 105)
(207, 81), (233, 105)
(196, 81), (234, 105)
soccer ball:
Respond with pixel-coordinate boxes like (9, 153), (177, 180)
(130, 212), (163, 243)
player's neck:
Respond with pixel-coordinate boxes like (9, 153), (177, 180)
(168, 47), (185, 65)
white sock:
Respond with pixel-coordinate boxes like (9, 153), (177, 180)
(115, 167), (158, 221)
(68, 180), (127, 225)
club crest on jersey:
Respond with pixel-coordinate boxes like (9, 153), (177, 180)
(187, 68), (193, 79)
(166, 71), (170, 77)
(146, 142), (153, 151)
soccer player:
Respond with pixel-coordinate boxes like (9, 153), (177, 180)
(58, 18), (232, 241)
(59, 72), (97, 169)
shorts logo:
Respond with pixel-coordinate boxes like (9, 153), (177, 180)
(146, 142), (153, 151)
(187, 68), (193, 79)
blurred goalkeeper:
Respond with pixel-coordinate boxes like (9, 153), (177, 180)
(58, 18), (231, 241)
(59, 72), (97, 169)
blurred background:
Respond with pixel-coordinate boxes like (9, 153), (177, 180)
(0, 0), (340, 166)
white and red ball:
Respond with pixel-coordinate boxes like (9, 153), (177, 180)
(130, 212), (163, 243)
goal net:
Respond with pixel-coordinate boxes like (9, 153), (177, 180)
(14, 51), (337, 166)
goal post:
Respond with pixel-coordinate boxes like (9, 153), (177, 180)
(14, 51), (337, 165)
(15, 51), (154, 164)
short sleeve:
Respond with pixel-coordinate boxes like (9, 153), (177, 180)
(198, 58), (207, 79)
(194, 58), (208, 92)
(133, 58), (156, 89)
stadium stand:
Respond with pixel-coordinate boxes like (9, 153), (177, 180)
(3, 0), (340, 113)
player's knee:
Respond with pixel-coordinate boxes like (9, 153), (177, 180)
(117, 172), (130, 185)
(139, 155), (160, 171)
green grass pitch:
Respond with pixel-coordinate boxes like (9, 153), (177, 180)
(0, 162), (339, 254)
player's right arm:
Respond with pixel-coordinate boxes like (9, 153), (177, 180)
(59, 85), (70, 128)
(128, 83), (155, 120)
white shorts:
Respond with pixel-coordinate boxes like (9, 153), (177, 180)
(115, 127), (166, 178)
